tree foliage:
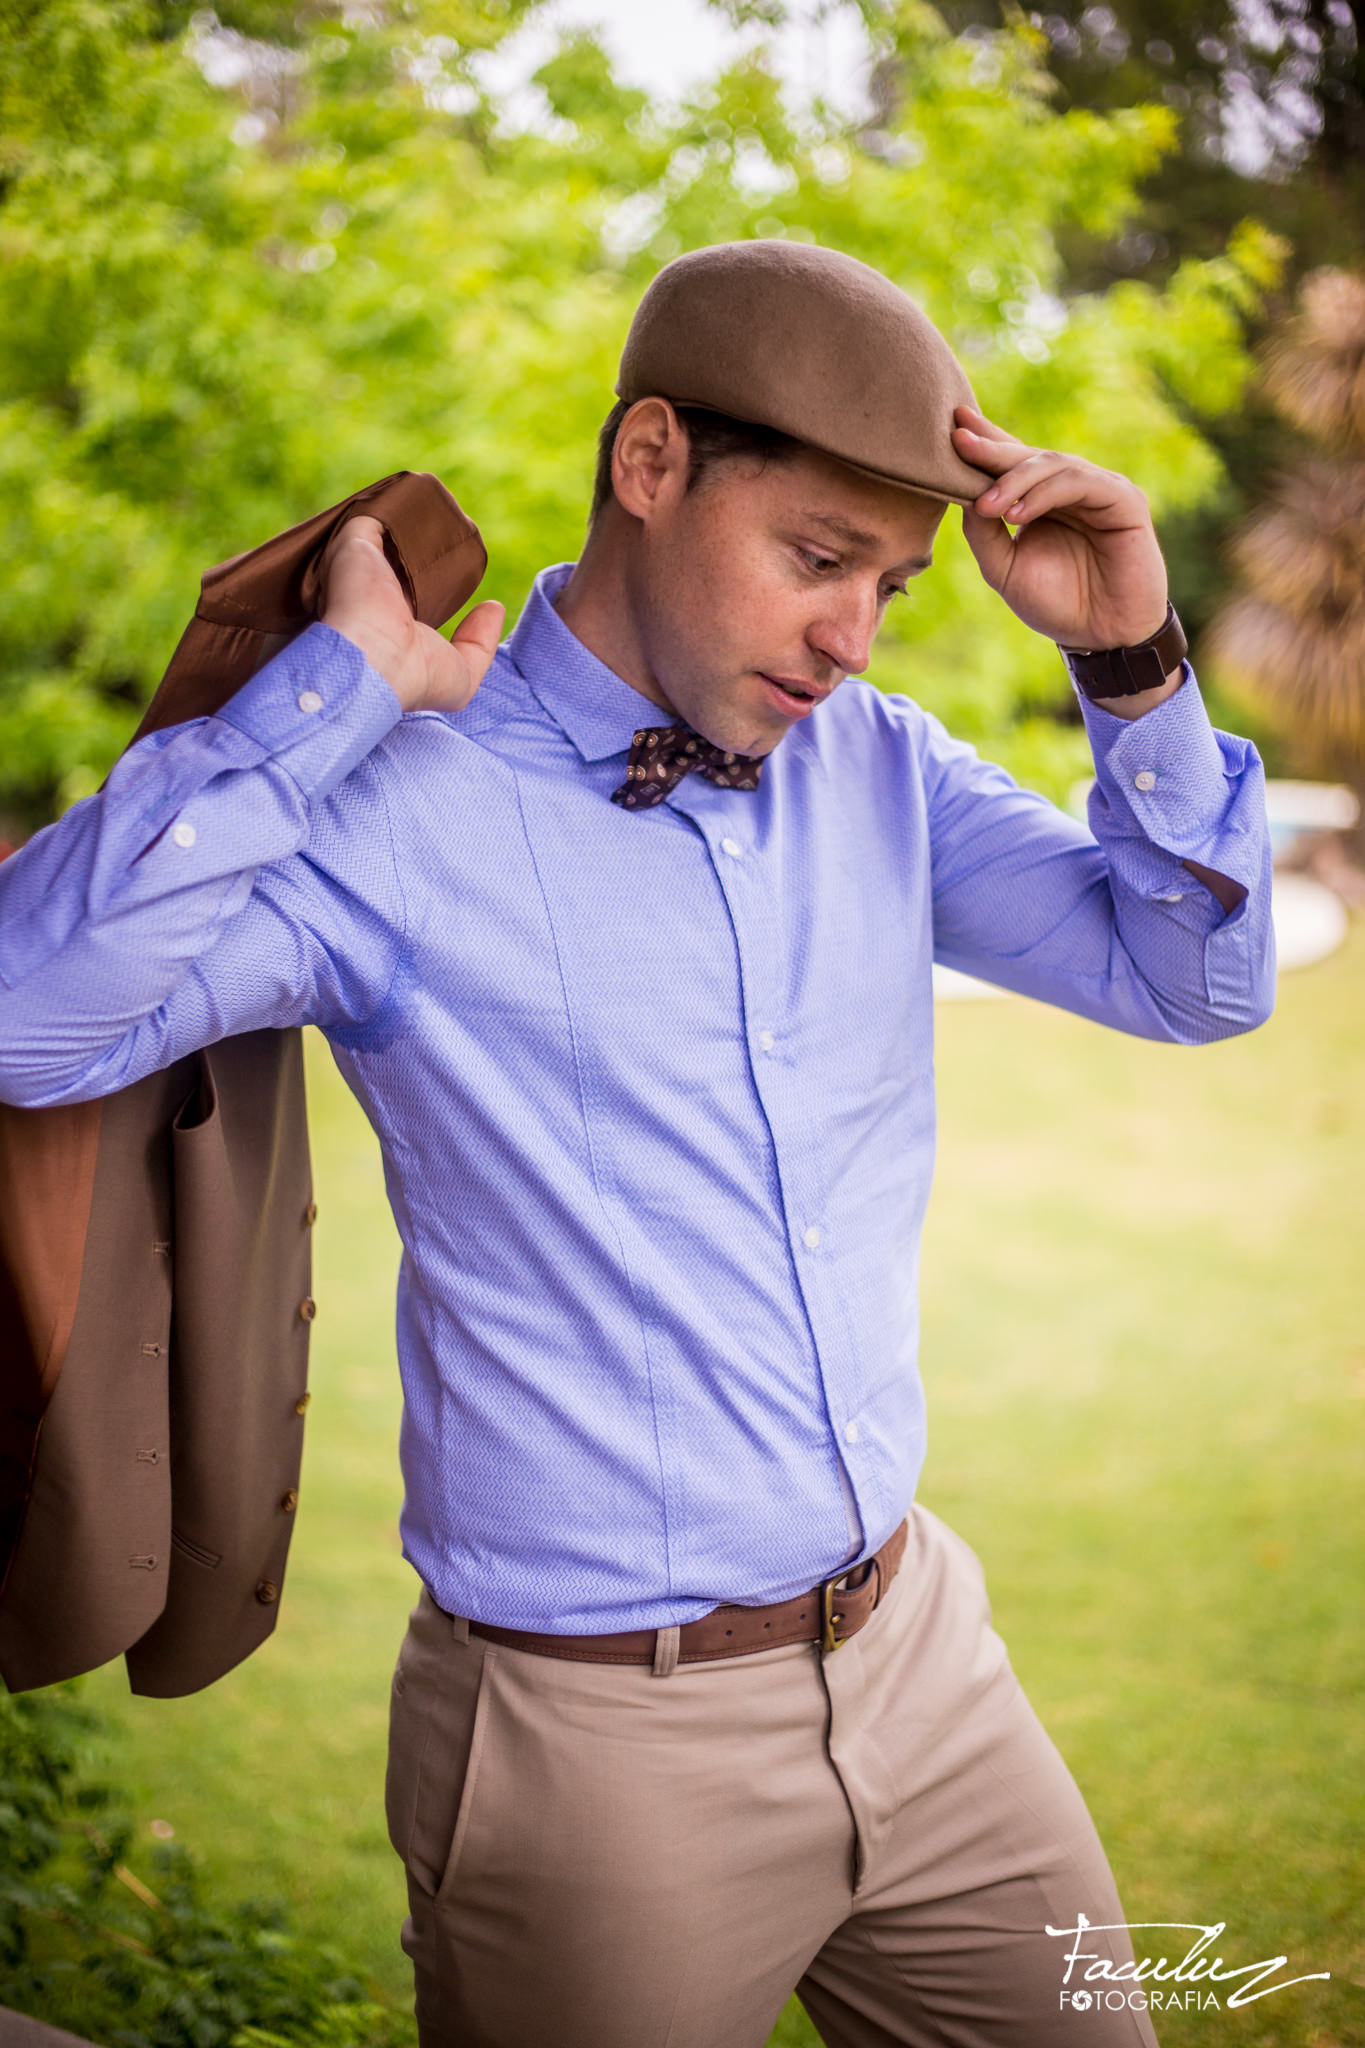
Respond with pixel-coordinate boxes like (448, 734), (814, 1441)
(934, 0), (1365, 282)
(0, 0), (1279, 827)
(920, 1), (1362, 669)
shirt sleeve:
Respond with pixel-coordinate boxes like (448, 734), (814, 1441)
(0, 622), (407, 1107)
(923, 666), (1276, 1044)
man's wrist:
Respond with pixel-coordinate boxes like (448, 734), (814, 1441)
(1085, 664), (1185, 722)
(1059, 601), (1187, 712)
(321, 610), (421, 712)
(213, 622), (404, 804)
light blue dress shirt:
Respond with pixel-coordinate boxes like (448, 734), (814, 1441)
(0, 564), (1274, 1632)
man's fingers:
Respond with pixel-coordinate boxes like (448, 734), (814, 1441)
(953, 404), (1022, 443)
(997, 468), (1129, 528)
(959, 503), (1017, 587)
(318, 513), (409, 618)
(966, 443), (1136, 530)
(318, 513), (387, 584)
(952, 405), (1028, 458)
(952, 428), (1035, 483)
(449, 600), (506, 689)
(973, 449), (1068, 513)
(336, 513), (386, 550)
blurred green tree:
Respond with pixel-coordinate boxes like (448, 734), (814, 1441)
(0, 0), (1278, 829)
(930, 0), (1364, 282)
(924, 0), (1363, 661)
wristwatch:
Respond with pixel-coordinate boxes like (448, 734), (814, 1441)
(1059, 602), (1188, 701)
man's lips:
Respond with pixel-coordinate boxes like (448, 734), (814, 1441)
(759, 673), (833, 717)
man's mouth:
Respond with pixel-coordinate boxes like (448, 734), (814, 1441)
(760, 674), (827, 718)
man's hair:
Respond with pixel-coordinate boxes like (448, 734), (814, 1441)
(590, 398), (803, 524)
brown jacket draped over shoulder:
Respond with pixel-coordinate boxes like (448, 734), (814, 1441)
(0, 474), (485, 1697)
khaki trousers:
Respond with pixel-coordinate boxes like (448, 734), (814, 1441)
(385, 1505), (1159, 2048)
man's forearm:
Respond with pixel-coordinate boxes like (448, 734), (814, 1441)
(0, 625), (401, 1108)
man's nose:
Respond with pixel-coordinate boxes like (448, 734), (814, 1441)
(808, 588), (879, 679)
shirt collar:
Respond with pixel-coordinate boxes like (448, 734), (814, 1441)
(506, 562), (673, 764)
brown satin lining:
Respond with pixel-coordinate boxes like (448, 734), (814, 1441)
(131, 470), (486, 742)
(0, 1094), (104, 1591)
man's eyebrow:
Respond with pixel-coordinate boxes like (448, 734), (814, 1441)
(802, 511), (932, 569)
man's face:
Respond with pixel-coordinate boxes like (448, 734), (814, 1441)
(619, 429), (946, 757)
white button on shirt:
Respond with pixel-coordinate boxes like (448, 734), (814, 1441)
(803, 1225), (822, 1250)
(758, 1030), (775, 1053)
(171, 821), (197, 849)
(844, 1421), (860, 1445)
(720, 836), (743, 858)
(1133, 769), (1157, 791)
(298, 690), (324, 715)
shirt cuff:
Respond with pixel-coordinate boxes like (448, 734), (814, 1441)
(1079, 664), (1238, 856)
(213, 620), (403, 805)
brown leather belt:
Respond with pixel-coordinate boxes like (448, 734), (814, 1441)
(467, 1519), (908, 1666)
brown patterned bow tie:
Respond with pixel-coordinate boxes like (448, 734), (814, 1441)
(611, 724), (765, 810)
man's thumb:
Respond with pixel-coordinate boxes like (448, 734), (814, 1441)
(960, 503), (1015, 588)
(450, 599), (506, 688)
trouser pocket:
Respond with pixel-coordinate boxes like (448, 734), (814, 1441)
(386, 1589), (493, 1900)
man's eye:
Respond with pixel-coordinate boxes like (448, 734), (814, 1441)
(881, 585), (908, 604)
(798, 549), (840, 575)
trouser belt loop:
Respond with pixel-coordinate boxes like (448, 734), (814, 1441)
(651, 1624), (681, 1678)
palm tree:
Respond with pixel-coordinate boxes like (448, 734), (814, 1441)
(1208, 268), (1365, 791)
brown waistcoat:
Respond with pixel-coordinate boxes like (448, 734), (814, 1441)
(0, 474), (485, 1696)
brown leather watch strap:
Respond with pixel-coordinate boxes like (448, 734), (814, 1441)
(465, 1518), (909, 1666)
(1060, 601), (1188, 700)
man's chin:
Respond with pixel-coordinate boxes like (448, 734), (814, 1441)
(676, 679), (794, 758)
(680, 712), (785, 759)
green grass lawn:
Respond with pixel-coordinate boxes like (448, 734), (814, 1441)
(78, 924), (1365, 2048)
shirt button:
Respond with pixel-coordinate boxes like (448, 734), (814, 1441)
(298, 689), (324, 714)
(844, 1421), (860, 1445)
(1133, 769), (1157, 791)
(803, 1225), (822, 1250)
(171, 822), (196, 850)
(758, 1030), (775, 1053)
(720, 837), (743, 858)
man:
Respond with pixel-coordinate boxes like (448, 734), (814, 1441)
(0, 241), (1273, 2046)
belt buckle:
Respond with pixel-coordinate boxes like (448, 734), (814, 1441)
(820, 1577), (846, 1653)
(820, 1555), (880, 1654)
(821, 1570), (855, 1653)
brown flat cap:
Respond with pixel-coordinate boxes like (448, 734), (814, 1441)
(616, 240), (992, 506)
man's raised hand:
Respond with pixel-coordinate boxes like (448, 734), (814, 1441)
(951, 407), (1170, 656)
(319, 514), (504, 715)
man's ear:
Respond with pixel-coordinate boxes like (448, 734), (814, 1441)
(611, 397), (689, 524)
